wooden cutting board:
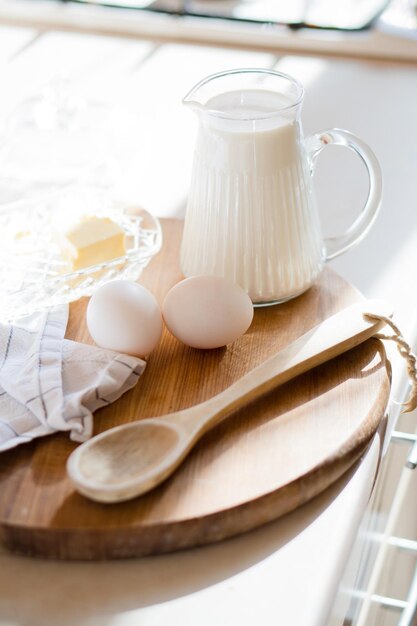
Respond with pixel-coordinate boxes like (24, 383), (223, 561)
(0, 219), (390, 560)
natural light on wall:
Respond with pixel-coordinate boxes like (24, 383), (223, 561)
(274, 56), (327, 89)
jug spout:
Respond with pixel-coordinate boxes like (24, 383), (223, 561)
(182, 79), (210, 115)
(182, 96), (204, 116)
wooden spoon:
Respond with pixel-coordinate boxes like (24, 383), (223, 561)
(67, 300), (391, 503)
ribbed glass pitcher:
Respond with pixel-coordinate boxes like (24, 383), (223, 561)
(181, 68), (382, 306)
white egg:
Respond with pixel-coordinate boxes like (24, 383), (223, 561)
(162, 276), (254, 349)
(87, 280), (162, 358)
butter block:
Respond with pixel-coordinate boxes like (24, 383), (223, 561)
(63, 216), (126, 271)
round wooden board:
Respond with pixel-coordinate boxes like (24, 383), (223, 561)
(0, 219), (390, 560)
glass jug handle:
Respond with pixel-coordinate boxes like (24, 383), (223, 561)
(306, 128), (382, 261)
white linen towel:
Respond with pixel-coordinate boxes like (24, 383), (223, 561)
(0, 305), (146, 452)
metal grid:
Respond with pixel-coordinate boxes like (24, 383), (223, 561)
(344, 415), (417, 626)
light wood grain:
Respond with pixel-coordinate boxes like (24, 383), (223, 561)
(0, 219), (391, 560)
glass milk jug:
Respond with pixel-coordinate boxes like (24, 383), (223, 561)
(181, 69), (382, 305)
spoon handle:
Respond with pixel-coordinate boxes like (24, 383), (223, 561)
(185, 300), (391, 437)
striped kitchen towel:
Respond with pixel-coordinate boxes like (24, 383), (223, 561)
(0, 305), (146, 452)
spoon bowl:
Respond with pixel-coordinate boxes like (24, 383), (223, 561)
(68, 419), (192, 502)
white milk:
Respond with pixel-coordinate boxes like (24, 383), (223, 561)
(181, 89), (324, 304)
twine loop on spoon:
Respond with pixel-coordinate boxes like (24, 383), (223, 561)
(364, 312), (417, 413)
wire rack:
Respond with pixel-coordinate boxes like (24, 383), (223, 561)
(339, 394), (417, 626)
